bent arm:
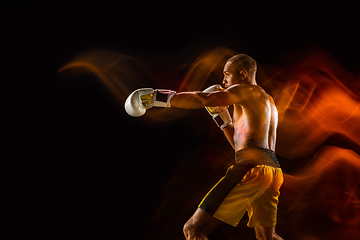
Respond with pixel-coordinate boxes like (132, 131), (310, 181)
(170, 89), (238, 149)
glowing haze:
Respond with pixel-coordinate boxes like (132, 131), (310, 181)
(59, 46), (360, 239)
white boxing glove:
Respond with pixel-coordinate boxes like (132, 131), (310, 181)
(203, 85), (233, 130)
(124, 88), (176, 117)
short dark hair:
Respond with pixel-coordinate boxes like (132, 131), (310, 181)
(226, 54), (257, 78)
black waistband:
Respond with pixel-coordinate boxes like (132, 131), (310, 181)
(235, 147), (280, 168)
(235, 147), (275, 156)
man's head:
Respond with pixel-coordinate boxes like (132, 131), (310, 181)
(222, 54), (257, 88)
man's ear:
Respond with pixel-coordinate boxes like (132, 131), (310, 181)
(239, 70), (247, 80)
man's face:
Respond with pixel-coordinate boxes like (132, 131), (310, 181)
(222, 62), (242, 88)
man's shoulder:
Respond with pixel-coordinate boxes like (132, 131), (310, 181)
(226, 84), (258, 95)
(229, 84), (269, 99)
(252, 85), (275, 103)
(225, 84), (274, 106)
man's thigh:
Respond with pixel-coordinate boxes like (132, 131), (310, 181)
(186, 208), (222, 236)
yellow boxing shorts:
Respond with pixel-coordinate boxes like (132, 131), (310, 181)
(199, 164), (283, 227)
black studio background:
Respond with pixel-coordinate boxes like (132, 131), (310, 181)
(24, 3), (359, 239)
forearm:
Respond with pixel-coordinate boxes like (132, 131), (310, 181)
(170, 90), (232, 109)
(170, 92), (208, 109)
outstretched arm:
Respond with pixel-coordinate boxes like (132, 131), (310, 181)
(170, 89), (238, 109)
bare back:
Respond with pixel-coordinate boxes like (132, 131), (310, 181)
(231, 85), (278, 152)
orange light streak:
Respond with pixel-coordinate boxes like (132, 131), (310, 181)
(59, 46), (360, 239)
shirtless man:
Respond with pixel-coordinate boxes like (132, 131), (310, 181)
(125, 54), (284, 240)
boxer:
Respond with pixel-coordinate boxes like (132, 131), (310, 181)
(125, 54), (283, 240)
